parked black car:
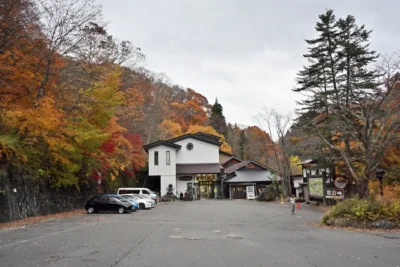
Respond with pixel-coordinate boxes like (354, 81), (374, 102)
(85, 195), (133, 214)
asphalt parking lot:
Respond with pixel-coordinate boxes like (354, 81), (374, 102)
(0, 200), (399, 267)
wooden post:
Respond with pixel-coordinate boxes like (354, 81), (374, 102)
(322, 171), (327, 206)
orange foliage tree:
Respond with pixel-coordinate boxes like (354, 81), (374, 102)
(170, 88), (209, 131)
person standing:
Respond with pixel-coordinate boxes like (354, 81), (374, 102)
(289, 195), (296, 215)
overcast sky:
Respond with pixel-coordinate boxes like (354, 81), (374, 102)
(98, 0), (399, 127)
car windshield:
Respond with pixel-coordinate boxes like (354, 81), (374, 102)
(113, 196), (130, 203)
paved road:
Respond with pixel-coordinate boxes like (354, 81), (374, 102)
(0, 200), (399, 267)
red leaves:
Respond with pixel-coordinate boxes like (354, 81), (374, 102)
(100, 138), (116, 153)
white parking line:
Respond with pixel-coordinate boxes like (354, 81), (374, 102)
(0, 224), (94, 250)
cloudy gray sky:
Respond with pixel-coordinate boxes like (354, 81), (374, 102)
(98, 0), (399, 127)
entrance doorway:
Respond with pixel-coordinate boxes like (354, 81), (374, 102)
(195, 174), (217, 199)
(231, 185), (246, 199)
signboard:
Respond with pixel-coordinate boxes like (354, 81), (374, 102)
(179, 176), (192, 181)
(326, 189), (344, 199)
(309, 178), (323, 197)
(334, 177), (347, 189)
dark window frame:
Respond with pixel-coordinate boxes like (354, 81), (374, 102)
(166, 151), (170, 165)
(154, 151), (159, 165)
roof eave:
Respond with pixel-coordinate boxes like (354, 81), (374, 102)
(142, 141), (182, 153)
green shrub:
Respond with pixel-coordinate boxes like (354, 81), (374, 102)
(322, 198), (400, 225)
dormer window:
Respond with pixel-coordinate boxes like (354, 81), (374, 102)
(166, 151), (170, 165)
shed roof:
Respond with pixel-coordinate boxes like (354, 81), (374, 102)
(224, 160), (272, 175)
(176, 163), (222, 174)
(224, 169), (272, 183)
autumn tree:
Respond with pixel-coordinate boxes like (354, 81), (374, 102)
(225, 123), (240, 155)
(0, 0), (148, 188)
(158, 119), (183, 139)
(170, 88), (209, 130)
(256, 108), (293, 197)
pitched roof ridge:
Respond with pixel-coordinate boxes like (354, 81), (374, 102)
(166, 132), (222, 146)
(221, 156), (242, 166)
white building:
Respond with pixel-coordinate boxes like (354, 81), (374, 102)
(143, 132), (222, 197)
(143, 132), (277, 199)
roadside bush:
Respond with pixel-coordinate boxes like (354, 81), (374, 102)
(321, 198), (400, 227)
(383, 184), (400, 202)
(256, 186), (279, 201)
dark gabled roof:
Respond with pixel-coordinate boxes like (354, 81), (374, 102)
(224, 160), (273, 175)
(142, 132), (223, 152)
(142, 140), (182, 152)
(166, 132), (222, 146)
(224, 169), (273, 183)
(194, 132), (220, 142)
(221, 156), (242, 167)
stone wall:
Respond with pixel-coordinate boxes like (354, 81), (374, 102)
(0, 166), (97, 223)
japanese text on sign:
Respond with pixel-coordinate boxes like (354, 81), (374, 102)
(326, 189), (344, 199)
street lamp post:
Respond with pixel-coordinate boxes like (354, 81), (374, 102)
(375, 168), (385, 196)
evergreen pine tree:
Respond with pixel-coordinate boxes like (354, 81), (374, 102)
(293, 9), (340, 122)
(208, 98), (227, 136)
(292, 9), (382, 197)
(239, 130), (247, 160)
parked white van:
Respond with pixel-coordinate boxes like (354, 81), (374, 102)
(117, 188), (157, 201)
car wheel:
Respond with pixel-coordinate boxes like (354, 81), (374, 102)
(118, 207), (125, 214)
(87, 206), (95, 214)
(139, 203), (145, 210)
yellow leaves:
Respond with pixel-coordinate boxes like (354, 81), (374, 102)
(85, 70), (124, 128)
(290, 156), (302, 176)
(159, 119), (182, 139)
(7, 96), (63, 136)
(186, 125), (232, 154)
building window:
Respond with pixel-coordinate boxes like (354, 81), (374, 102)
(186, 142), (194, 150)
(166, 151), (170, 165)
(154, 151), (158, 165)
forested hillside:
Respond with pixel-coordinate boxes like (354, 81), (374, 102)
(0, 0), (276, 190)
